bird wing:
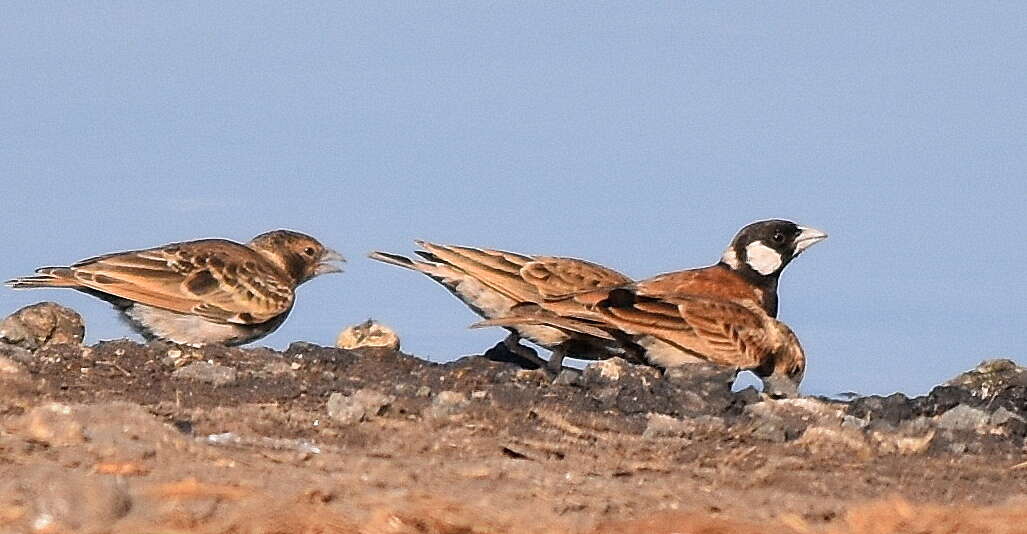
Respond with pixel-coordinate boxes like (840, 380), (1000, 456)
(519, 257), (631, 300)
(51, 240), (294, 324)
(596, 288), (776, 368)
(666, 295), (774, 368)
(634, 266), (763, 304)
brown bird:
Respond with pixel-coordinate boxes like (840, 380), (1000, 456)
(6, 230), (345, 346)
(369, 242), (635, 374)
(599, 290), (807, 397)
(478, 220), (826, 396)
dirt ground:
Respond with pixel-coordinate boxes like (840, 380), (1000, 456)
(0, 335), (1025, 533)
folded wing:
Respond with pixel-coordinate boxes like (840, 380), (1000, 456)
(11, 240), (294, 325)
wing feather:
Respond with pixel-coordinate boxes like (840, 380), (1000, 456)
(520, 257), (631, 300)
(59, 240), (294, 324)
(414, 242), (539, 302)
(669, 296), (773, 368)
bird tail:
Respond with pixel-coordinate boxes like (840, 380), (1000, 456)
(471, 316), (546, 329)
(5, 267), (78, 289)
(472, 314), (616, 341)
(367, 251), (420, 270)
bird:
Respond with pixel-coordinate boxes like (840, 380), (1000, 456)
(5, 230), (345, 347)
(368, 242), (636, 375)
(476, 220), (826, 396)
(336, 319), (401, 351)
(597, 289), (807, 397)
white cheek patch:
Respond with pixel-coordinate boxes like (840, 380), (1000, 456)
(745, 241), (783, 275)
(721, 247), (741, 269)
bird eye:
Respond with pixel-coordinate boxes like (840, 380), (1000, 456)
(772, 232), (785, 243)
(303, 247), (316, 256)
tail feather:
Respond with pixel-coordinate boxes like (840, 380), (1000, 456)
(5, 267), (78, 289)
(471, 317), (544, 329)
(414, 250), (442, 263)
(472, 314), (616, 341)
(367, 251), (419, 270)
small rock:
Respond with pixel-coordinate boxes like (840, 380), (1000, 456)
(0, 466), (131, 532)
(0, 302), (85, 351)
(415, 385), (432, 398)
(19, 403), (87, 446)
(336, 319), (401, 351)
(643, 414), (694, 439)
(872, 429), (936, 455)
(897, 416), (933, 434)
(262, 360), (294, 375)
(162, 347), (202, 367)
(841, 415), (868, 430)
(427, 390), (469, 418)
(0, 355), (26, 373)
(922, 385), (978, 415)
(797, 426), (873, 458)
(991, 386), (1027, 419)
(657, 363), (739, 417)
(553, 369), (580, 386)
(286, 341), (321, 354)
(990, 407), (1025, 426)
(587, 358), (631, 381)
(746, 398), (846, 422)
(514, 368), (549, 383)
(0, 343), (34, 364)
(171, 361), (238, 386)
(945, 358), (1027, 398)
(751, 421), (788, 442)
(846, 392), (914, 424)
(327, 389), (395, 424)
(745, 398), (846, 442)
(935, 404), (991, 432)
(578, 358), (677, 415)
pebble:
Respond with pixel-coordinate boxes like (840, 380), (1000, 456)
(0, 302), (85, 351)
(935, 405), (991, 432)
(427, 390), (469, 418)
(642, 414), (694, 439)
(327, 389), (395, 424)
(171, 361), (238, 386)
(553, 369), (580, 386)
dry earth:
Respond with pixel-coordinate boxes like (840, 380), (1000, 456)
(0, 302), (1025, 533)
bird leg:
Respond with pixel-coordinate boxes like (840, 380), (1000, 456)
(546, 345), (568, 377)
(483, 332), (550, 370)
(611, 331), (646, 364)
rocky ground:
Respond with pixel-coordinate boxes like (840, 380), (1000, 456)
(0, 302), (1025, 533)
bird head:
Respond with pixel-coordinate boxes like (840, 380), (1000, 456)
(720, 220), (827, 280)
(247, 230), (345, 285)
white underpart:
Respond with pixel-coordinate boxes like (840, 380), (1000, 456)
(720, 247), (741, 269)
(123, 304), (281, 346)
(427, 264), (569, 348)
(745, 240), (783, 275)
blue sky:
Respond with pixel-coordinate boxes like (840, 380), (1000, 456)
(1, 3), (1024, 396)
